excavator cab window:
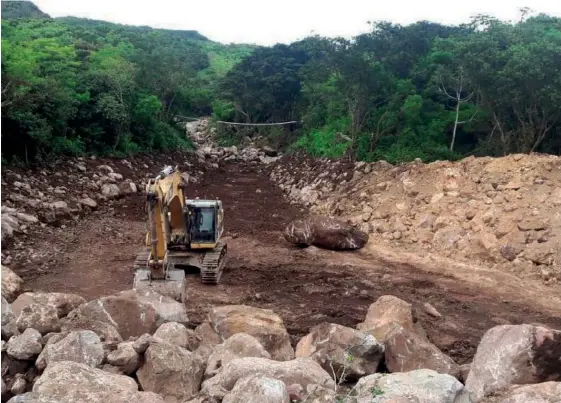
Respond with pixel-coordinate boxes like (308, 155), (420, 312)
(190, 206), (216, 243)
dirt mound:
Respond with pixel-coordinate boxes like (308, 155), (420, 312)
(270, 153), (561, 285)
(0, 151), (209, 262)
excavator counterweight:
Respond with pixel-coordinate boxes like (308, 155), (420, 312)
(132, 165), (227, 302)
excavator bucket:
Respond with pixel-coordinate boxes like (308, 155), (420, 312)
(132, 249), (187, 303)
(133, 268), (186, 303)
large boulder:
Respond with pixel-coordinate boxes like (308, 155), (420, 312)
(16, 304), (60, 335)
(465, 324), (561, 402)
(356, 295), (427, 342)
(384, 325), (461, 379)
(6, 328), (42, 360)
(295, 322), (384, 381)
(205, 333), (271, 379)
(351, 369), (464, 403)
(485, 382), (561, 403)
(61, 314), (122, 345)
(222, 375), (289, 403)
(206, 305), (293, 361)
(136, 340), (205, 403)
(2, 266), (24, 303)
(2, 296), (19, 340)
(153, 322), (197, 350)
(8, 391), (166, 403)
(200, 357), (334, 401)
(9, 361), (139, 403)
(108, 392), (166, 403)
(283, 216), (368, 250)
(106, 341), (141, 375)
(35, 330), (104, 371)
(11, 292), (86, 318)
(63, 289), (187, 340)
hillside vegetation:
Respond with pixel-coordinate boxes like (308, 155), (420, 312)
(2, 2), (561, 165)
(1, 1), (255, 164)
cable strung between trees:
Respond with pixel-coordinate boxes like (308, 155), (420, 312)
(172, 114), (300, 126)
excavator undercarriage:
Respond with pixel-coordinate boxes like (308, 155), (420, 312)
(132, 165), (227, 302)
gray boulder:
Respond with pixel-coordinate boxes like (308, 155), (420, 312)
(35, 330), (104, 370)
(136, 341), (205, 403)
(222, 375), (289, 403)
(2, 266), (24, 303)
(6, 328), (42, 360)
(351, 369), (464, 403)
(465, 324), (561, 401)
(296, 322), (384, 381)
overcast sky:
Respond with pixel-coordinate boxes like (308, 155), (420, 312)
(32, 0), (561, 46)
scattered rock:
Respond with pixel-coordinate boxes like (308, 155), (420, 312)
(489, 382), (561, 403)
(296, 322), (384, 381)
(200, 357), (334, 400)
(11, 292), (86, 318)
(132, 333), (152, 354)
(351, 369), (464, 403)
(2, 296), (19, 340)
(106, 341), (141, 374)
(19, 360), (138, 403)
(384, 325), (461, 379)
(101, 183), (121, 199)
(79, 198), (98, 208)
(152, 322), (197, 351)
(356, 295), (426, 342)
(137, 340), (205, 403)
(16, 304), (60, 335)
(63, 289), (187, 340)
(16, 213), (38, 224)
(423, 302), (442, 318)
(61, 314), (123, 345)
(207, 305), (294, 361)
(205, 333), (271, 379)
(106, 391), (167, 403)
(465, 324), (561, 401)
(222, 375), (289, 403)
(2, 266), (24, 303)
(10, 374), (27, 395)
(6, 328), (42, 360)
(35, 330), (105, 370)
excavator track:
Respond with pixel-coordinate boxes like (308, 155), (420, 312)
(200, 242), (227, 284)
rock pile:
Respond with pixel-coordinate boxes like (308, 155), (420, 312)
(2, 266), (559, 403)
(185, 118), (283, 167)
(0, 151), (208, 270)
(270, 153), (561, 284)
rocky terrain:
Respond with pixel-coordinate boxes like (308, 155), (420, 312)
(1, 118), (560, 402)
(2, 264), (560, 403)
(270, 153), (561, 286)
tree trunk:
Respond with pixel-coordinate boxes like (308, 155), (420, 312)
(450, 98), (461, 152)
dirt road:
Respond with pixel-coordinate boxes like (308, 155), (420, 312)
(11, 162), (561, 364)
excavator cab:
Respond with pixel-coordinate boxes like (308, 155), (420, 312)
(132, 166), (228, 303)
(185, 199), (223, 246)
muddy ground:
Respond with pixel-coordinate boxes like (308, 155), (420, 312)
(8, 161), (561, 365)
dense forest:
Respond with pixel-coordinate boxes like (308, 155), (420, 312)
(2, 1), (561, 165)
(1, 1), (254, 163)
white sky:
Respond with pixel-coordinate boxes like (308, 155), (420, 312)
(31, 0), (561, 46)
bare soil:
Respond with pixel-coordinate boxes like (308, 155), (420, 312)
(7, 161), (561, 365)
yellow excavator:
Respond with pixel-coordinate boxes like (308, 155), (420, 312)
(132, 165), (227, 302)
